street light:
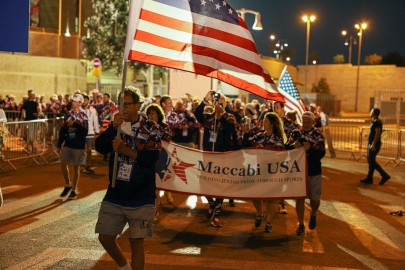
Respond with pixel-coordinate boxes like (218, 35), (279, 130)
(269, 34), (288, 60)
(341, 30), (357, 64)
(235, 8), (263, 103)
(236, 8), (263, 30)
(302, 14), (316, 92)
(354, 22), (367, 112)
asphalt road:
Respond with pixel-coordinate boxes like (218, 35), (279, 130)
(0, 154), (404, 270)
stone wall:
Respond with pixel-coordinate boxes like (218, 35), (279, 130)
(297, 64), (405, 113)
(0, 53), (87, 101)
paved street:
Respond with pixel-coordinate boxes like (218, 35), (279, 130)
(0, 155), (404, 270)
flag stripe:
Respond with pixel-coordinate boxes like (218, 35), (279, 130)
(277, 66), (306, 125)
(130, 50), (285, 101)
(125, 0), (284, 101)
(134, 30), (271, 82)
(140, 9), (258, 54)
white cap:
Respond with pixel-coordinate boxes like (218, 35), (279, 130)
(72, 94), (84, 103)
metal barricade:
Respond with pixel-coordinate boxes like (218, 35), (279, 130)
(327, 125), (362, 159)
(42, 117), (64, 162)
(0, 119), (48, 170)
(359, 127), (400, 165)
(3, 110), (20, 122)
(395, 129), (405, 167)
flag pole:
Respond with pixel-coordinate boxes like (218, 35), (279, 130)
(111, 59), (128, 188)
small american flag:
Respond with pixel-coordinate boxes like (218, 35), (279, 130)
(124, 0), (284, 102)
(278, 66), (307, 125)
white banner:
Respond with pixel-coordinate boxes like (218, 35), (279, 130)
(155, 141), (308, 199)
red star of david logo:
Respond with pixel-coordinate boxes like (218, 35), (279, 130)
(170, 147), (195, 184)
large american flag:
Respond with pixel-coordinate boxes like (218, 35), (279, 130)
(277, 66), (307, 125)
(124, 0), (284, 102)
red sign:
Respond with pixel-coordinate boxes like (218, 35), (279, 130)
(93, 58), (101, 68)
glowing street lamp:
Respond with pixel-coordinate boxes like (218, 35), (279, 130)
(354, 22), (367, 112)
(236, 8), (263, 30)
(302, 14), (316, 92)
(270, 34), (288, 60)
(341, 30), (357, 64)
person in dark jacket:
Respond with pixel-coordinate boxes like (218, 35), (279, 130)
(58, 94), (88, 200)
(194, 90), (238, 227)
(94, 86), (161, 270)
(288, 111), (325, 235)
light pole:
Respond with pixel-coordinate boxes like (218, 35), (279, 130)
(236, 8), (263, 30)
(354, 22), (367, 112)
(269, 34), (288, 60)
(341, 30), (357, 64)
(235, 8), (263, 103)
(302, 15), (316, 92)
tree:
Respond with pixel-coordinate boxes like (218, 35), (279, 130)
(82, 0), (130, 75)
(333, 54), (345, 64)
(365, 53), (382, 65)
(311, 77), (330, 94)
(381, 51), (405, 66)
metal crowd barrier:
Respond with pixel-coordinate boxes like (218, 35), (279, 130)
(396, 129), (405, 167)
(358, 127), (399, 164)
(0, 119), (48, 170)
(327, 125), (362, 159)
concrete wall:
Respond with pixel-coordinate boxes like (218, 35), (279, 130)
(0, 53), (87, 100)
(297, 64), (405, 113)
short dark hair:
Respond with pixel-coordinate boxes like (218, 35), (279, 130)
(160, 95), (172, 107)
(274, 101), (285, 108)
(146, 103), (165, 124)
(372, 107), (381, 117)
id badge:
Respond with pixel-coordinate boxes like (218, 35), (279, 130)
(117, 162), (133, 182)
(209, 131), (217, 142)
(182, 128), (188, 137)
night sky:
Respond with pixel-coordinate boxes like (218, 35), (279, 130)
(227, 0), (405, 65)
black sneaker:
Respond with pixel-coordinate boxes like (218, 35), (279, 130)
(60, 186), (72, 197)
(360, 178), (373, 184)
(67, 190), (77, 200)
(296, 224), (305, 235)
(309, 215), (317, 230)
(254, 215), (265, 228)
(264, 222), (272, 233)
(379, 176), (391, 186)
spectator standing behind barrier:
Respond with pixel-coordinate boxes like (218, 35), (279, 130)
(360, 108), (391, 185)
(81, 94), (100, 174)
(243, 112), (286, 233)
(21, 90), (40, 153)
(94, 87), (161, 270)
(194, 90), (238, 227)
(287, 111), (325, 235)
(58, 94), (88, 200)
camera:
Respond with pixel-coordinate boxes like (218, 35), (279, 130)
(213, 92), (221, 101)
